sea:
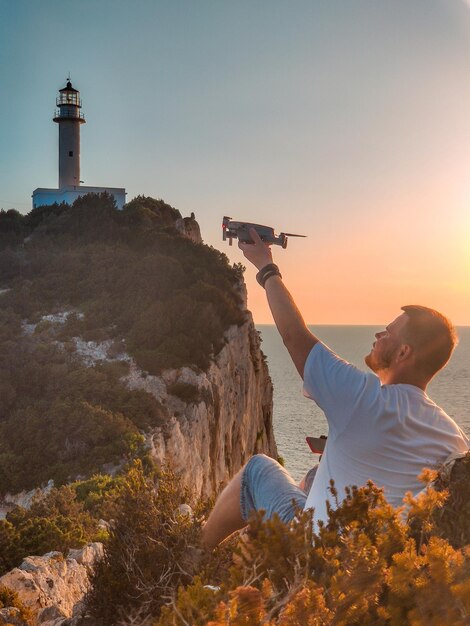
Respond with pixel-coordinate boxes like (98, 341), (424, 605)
(257, 325), (470, 482)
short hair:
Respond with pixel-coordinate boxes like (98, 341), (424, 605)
(400, 305), (458, 379)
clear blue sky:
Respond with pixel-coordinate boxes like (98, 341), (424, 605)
(1, 0), (470, 323)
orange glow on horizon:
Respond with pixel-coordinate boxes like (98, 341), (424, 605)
(233, 184), (470, 327)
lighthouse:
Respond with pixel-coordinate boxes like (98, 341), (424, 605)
(32, 78), (126, 209)
(53, 79), (85, 188)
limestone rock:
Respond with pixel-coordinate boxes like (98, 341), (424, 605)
(175, 213), (202, 244)
(0, 481), (54, 520)
(125, 318), (277, 496)
(182, 214), (202, 243)
(67, 544), (103, 568)
(37, 604), (67, 623)
(0, 544), (102, 626)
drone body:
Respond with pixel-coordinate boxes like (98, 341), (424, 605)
(222, 216), (305, 248)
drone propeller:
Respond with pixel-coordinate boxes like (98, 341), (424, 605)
(281, 232), (307, 238)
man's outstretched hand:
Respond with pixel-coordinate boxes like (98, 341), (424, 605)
(238, 228), (274, 270)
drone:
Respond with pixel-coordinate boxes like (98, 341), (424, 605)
(222, 216), (306, 248)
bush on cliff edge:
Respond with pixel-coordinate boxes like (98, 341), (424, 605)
(85, 461), (212, 626)
(79, 454), (470, 626)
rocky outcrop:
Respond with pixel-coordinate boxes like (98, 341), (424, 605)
(65, 298), (277, 497)
(126, 316), (277, 496)
(0, 543), (102, 625)
(12, 301), (276, 503)
(37, 285), (277, 498)
(175, 212), (203, 244)
(0, 481), (54, 520)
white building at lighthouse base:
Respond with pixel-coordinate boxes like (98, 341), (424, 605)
(32, 185), (126, 210)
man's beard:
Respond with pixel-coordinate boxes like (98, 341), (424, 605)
(365, 345), (397, 373)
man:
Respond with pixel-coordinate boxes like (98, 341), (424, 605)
(201, 229), (469, 549)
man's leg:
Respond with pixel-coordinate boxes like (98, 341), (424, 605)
(298, 464), (319, 493)
(201, 467), (246, 550)
(202, 454), (307, 550)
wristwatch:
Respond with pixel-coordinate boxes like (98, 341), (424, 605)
(256, 264), (282, 288)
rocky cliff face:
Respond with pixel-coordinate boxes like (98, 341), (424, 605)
(0, 313), (277, 624)
(0, 543), (103, 626)
(126, 316), (277, 496)
(0, 312), (276, 621)
(175, 213), (203, 244)
(0, 294), (276, 508)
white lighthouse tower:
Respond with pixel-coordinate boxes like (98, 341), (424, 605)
(32, 78), (126, 209)
(53, 79), (85, 188)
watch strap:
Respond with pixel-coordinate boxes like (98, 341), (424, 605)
(256, 263), (282, 288)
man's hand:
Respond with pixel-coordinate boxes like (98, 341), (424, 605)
(238, 228), (274, 270)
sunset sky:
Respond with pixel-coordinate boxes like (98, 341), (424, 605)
(1, 0), (470, 324)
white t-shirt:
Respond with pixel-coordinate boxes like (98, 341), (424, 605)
(303, 342), (469, 524)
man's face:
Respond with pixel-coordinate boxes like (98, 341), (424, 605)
(365, 313), (409, 373)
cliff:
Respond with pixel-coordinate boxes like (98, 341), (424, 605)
(0, 317), (277, 624)
(0, 193), (278, 623)
(0, 192), (277, 497)
(128, 319), (277, 496)
(0, 315), (276, 513)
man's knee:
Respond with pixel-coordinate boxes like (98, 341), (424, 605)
(247, 453), (271, 466)
(249, 453), (271, 462)
(244, 454), (280, 481)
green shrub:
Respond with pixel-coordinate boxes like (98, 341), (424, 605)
(85, 461), (210, 626)
(71, 473), (127, 518)
(0, 484), (102, 575)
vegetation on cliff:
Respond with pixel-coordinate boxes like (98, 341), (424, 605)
(0, 193), (245, 495)
(3, 454), (470, 624)
(83, 455), (470, 626)
(0, 466), (143, 577)
(85, 461), (209, 625)
(0, 482), (101, 575)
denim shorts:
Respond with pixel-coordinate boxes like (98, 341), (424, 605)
(240, 454), (307, 524)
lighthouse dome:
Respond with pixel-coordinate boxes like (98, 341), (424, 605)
(59, 80), (79, 93)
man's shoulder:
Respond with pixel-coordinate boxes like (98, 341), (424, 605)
(380, 385), (468, 440)
(305, 341), (381, 388)
(378, 384), (440, 419)
(305, 341), (362, 372)
(381, 384), (441, 409)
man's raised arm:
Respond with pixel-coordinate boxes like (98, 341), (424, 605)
(239, 228), (317, 378)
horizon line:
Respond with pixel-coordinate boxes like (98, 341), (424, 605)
(255, 323), (470, 328)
